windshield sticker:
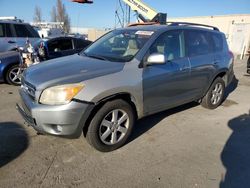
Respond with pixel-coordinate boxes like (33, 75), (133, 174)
(135, 31), (154, 36)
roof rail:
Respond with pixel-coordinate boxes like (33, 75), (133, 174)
(128, 22), (160, 27)
(0, 16), (23, 23)
(167, 22), (219, 31)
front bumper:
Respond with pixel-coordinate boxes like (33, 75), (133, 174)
(17, 88), (94, 137)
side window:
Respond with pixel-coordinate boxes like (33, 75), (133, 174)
(211, 33), (223, 52)
(59, 39), (73, 51)
(149, 30), (185, 61)
(14, 24), (34, 38)
(26, 25), (40, 38)
(0, 23), (13, 37)
(185, 30), (211, 56)
(48, 38), (73, 53)
(0, 23), (5, 37)
(5, 24), (13, 37)
(74, 39), (91, 49)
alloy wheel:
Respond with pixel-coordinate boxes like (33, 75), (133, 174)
(99, 109), (129, 145)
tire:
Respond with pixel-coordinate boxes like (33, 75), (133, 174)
(201, 77), (225, 109)
(86, 99), (135, 152)
(5, 64), (23, 86)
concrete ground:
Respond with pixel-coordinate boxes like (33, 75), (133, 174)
(0, 60), (249, 188)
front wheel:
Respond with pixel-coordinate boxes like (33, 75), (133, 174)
(201, 77), (225, 109)
(5, 64), (23, 86)
(86, 99), (135, 152)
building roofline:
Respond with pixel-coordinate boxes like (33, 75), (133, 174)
(169, 14), (250, 20)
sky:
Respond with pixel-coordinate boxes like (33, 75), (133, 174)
(0, 0), (249, 29)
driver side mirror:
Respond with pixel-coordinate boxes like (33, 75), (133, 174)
(145, 53), (166, 66)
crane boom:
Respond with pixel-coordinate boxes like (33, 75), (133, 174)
(122, 0), (166, 24)
(122, 0), (157, 20)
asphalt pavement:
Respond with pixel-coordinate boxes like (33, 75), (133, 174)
(0, 60), (249, 188)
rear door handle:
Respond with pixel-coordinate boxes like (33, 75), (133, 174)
(8, 40), (16, 44)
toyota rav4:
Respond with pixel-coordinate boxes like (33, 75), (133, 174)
(17, 23), (234, 152)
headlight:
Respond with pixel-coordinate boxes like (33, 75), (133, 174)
(39, 83), (84, 105)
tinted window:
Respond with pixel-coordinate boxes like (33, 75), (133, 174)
(0, 23), (4, 37)
(48, 38), (73, 53)
(186, 30), (211, 56)
(149, 30), (185, 61)
(5, 24), (13, 37)
(14, 24), (36, 38)
(0, 23), (13, 37)
(26, 25), (40, 38)
(75, 39), (92, 49)
(211, 33), (223, 52)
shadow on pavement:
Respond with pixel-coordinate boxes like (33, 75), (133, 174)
(129, 102), (199, 143)
(0, 122), (29, 168)
(220, 111), (250, 188)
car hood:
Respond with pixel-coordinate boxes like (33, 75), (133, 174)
(23, 54), (125, 90)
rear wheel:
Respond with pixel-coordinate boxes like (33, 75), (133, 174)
(5, 64), (23, 86)
(86, 99), (135, 152)
(201, 77), (225, 109)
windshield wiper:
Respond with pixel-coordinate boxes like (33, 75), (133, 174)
(84, 53), (109, 61)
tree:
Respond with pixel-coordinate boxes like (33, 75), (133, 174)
(33, 6), (42, 22)
(51, 6), (57, 22)
(64, 14), (71, 33)
(56, 0), (71, 33)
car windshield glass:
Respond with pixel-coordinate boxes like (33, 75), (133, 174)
(81, 30), (154, 62)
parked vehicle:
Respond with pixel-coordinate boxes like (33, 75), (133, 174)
(36, 36), (92, 61)
(17, 23), (234, 152)
(0, 17), (41, 52)
(0, 51), (23, 85)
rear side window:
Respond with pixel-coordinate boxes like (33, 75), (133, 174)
(5, 24), (13, 37)
(185, 30), (212, 56)
(74, 39), (92, 49)
(14, 24), (38, 38)
(48, 38), (73, 53)
(211, 33), (223, 52)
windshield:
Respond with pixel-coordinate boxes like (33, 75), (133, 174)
(82, 30), (154, 62)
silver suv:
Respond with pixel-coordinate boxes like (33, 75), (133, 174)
(17, 23), (234, 152)
(0, 18), (40, 52)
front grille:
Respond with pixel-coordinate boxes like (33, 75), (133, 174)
(21, 80), (36, 100)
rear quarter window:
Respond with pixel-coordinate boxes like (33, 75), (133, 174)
(211, 33), (223, 52)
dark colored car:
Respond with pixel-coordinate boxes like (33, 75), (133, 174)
(37, 36), (92, 61)
(0, 51), (22, 85)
